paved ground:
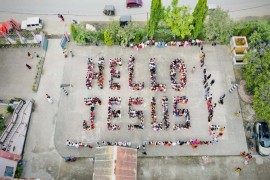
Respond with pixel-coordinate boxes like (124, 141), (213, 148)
(0, 47), (43, 99)
(55, 44), (247, 157)
(0, 39), (269, 179)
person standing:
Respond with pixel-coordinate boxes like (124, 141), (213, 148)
(210, 79), (215, 86)
(25, 64), (31, 69)
(28, 52), (33, 59)
(46, 94), (53, 104)
(192, 66), (196, 73)
(58, 14), (64, 21)
(235, 167), (242, 173)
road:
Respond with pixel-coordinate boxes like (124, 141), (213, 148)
(0, 0), (269, 22)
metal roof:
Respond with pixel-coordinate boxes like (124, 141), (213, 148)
(93, 146), (137, 180)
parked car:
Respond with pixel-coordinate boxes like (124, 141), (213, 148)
(255, 122), (270, 156)
(21, 17), (43, 31)
(126, 0), (142, 8)
(103, 5), (115, 16)
(120, 16), (131, 27)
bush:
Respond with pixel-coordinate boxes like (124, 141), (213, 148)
(154, 28), (174, 41)
(14, 165), (23, 178)
(133, 29), (147, 44)
(6, 106), (14, 114)
(104, 30), (114, 46)
(70, 24), (78, 41)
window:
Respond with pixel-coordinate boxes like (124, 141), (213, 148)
(4, 166), (14, 177)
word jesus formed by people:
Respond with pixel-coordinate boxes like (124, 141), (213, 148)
(84, 56), (188, 131)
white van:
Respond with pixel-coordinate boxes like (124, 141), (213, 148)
(21, 17), (43, 31)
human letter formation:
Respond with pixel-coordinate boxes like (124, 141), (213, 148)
(149, 58), (166, 92)
(172, 96), (190, 130)
(107, 97), (121, 131)
(170, 58), (187, 91)
(109, 58), (122, 90)
(128, 97), (144, 130)
(83, 97), (102, 130)
(128, 55), (144, 90)
(86, 57), (190, 91)
(85, 57), (104, 89)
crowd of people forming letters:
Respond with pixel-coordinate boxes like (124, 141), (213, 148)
(109, 58), (122, 90)
(170, 59), (187, 91)
(128, 55), (144, 90)
(128, 97), (145, 130)
(74, 47), (229, 153)
(107, 97), (121, 130)
(172, 96), (191, 130)
(83, 97), (101, 131)
(149, 58), (167, 92)
(85, 57), (104, 89)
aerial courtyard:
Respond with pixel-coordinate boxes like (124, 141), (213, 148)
(53, 44), (247, 157)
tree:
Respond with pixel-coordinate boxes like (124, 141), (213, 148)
(192, 0), (208, 39)
(147, 0), (163, 39)
(243, 47), (270, 123)
(253, 82), (270, 121)
(249, 31), (262, 48)
(163, 0), (194, 40)
(116, 22), (138, 47)
(104, 30), (114, 46)
(205, 7), (233, 43)
(70, 24), (78, 40)
(105, 20), (121, 44)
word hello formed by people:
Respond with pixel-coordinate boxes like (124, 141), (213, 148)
(85, 56), (187, 91)
(84, 56), (189, 131)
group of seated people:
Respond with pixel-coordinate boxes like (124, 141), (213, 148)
(146, 138), (216, 149)
(150, 97), (162, 131)
(170, 58), (187, 91)
(83, 97), (101, 130)
(109, 58), (121, 90)
(66, 140), (132, 149)
(128, 97), (144, 130)
(167, 39), (203, 47)
(172, 96), (191, 130)
(129, 39), (203, 49)
(107, 97), (121, 131)
(128, 55), (144, 90)
(149, 58), (166, 92)
(209, 125), (225, 139)
(85, 57), (104, 89)
(162, 96), (170, 130)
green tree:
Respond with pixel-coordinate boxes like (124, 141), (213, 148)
(205, 7), (233, 43)
(253, 82), (270, 121)
(116, 22), (138, 47)
(192, 0), (208, 39)
(70, 24), (78, 40)
(6, 106), (14, 114)
(163, 0), (194, 39)
(249, 31), (262, 48)
(243, 48), (270, 123)
(105, 20), (121, 44)
(147, 0), (163, 39)
(104, 30), (114, 46)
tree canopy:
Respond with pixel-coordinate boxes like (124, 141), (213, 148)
(205, 7), (233, 43)
(163, 0), (194, 40)
(243, 45), (270, 122)
(147, 0), (163, 39)
(192, 0), (208, 39)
